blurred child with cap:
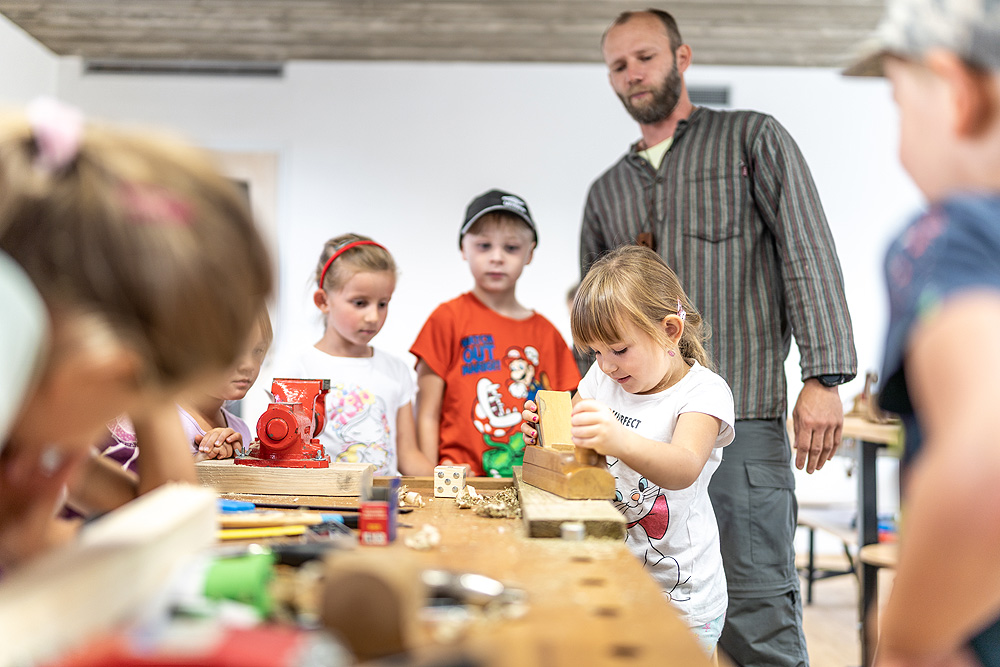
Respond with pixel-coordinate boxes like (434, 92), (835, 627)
(847, 1), (1000, 664)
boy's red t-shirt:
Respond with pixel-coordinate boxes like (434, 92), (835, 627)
(410, 292), (581, 477)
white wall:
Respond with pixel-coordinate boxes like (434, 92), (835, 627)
(0, 14), (57, 104)
(52, 58), (924, 396)
(4, 35), (918, 545)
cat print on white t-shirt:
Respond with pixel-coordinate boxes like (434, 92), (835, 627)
(610, 458), (691, 602)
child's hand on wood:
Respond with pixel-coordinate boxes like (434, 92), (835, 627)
(571, 399), (623, 457)
(520, 400), (539, 445)
(194, 428), (242, 459)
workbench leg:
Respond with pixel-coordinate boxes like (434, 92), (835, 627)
(858, 439), (879, 667)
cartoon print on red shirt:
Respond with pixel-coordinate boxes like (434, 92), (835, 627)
(466, 345), (555, 477)
(505, 345), (548, 402)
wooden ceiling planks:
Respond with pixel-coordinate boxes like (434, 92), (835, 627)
(0, 0), (885, 67)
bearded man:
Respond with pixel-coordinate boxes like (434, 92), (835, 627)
(579, 9), (857, 666)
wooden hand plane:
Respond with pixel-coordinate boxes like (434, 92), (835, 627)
(521, 390), (615, 500)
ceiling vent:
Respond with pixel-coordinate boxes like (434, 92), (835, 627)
(688, 86), (730, 107)
(83, 59), (284, 78)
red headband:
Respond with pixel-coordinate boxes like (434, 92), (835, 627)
(318, 240), (387, 289)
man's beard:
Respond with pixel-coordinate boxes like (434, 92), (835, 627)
(619, 62), (683, 125)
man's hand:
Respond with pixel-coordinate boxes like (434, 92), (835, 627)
(792, 378), (844, 473)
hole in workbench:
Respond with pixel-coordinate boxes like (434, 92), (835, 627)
(580, 577), (606, 587)
(594, 606), (620, 617)
(610, 644), (642, 659)
(571, 555), (593, 563)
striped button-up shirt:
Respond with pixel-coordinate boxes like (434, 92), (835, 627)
(581, 106), (856, 419)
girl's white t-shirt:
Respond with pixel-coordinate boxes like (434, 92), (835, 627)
(578, 360), (735, 626)
(274, 346), (415, 476)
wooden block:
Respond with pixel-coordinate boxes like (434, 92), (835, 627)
(196, 458), (374, 497)
(433, 465), (467, 498)
(514, 467), (624, 539)
(535, 389), (599, 466)
(535, 390), (573, 448)
(320, 549), (426, 661)
(0, 484), (216, 665)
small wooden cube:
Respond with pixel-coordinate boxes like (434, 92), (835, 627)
(433, 465), (467, 498)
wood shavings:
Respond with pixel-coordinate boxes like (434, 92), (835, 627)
(400, 488), (425, 508)
(473, 486), (521, 519)
(404, 523), (441, 550)
(454, 484), (482, 509)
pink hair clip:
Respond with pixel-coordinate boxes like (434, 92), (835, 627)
(26, 97), (84, 173)
(118, 182), (194, 227)
(676, 298), (686, 321)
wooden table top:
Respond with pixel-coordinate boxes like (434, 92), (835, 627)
(225, 476), (712, 667)
(841, 416), (903, 447)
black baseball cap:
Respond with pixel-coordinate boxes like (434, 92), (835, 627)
(459, 189), (538, 248)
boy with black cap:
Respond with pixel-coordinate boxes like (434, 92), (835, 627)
(846, 0), (1000, 664)
(410, 189), (579, 477)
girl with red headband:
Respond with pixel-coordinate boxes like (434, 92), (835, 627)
(270, 233), (434, 476)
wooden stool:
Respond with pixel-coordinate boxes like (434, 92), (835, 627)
(859, 542), (899, 667)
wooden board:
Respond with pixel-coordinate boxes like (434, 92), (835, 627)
(842, 415), (903, 447)
(196, 459), (374, 497)
(514, 467), (625, 539)
(535, 389), (573, 448)
(0, 483), (216, 666)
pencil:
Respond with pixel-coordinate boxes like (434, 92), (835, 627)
(217, 511), (345, 529)
(217, 524), (309, 540)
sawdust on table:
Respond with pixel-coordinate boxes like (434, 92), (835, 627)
(466, 484), (521, 519)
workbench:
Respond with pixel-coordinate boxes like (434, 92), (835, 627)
(224, 475), (713, 667)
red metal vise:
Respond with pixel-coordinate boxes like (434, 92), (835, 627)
(236, 378), (332, 468)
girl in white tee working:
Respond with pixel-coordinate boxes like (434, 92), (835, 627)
(521, 245), (734, 655)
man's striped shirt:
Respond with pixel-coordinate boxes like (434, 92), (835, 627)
(581, 106), (857, 419)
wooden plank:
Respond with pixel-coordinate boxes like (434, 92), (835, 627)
(842, 416), (903, 447)
(536, 389), (574, 448)
(0, 0), (884, 67)
(535, 389), (600, 466)
(196, 458), (373, 497)
(514, 467), (624, 539)
(0, 483), (216, 666)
